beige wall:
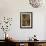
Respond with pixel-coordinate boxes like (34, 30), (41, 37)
(0, 0), (46, 40)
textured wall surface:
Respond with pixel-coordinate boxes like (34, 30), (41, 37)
(0, 0), (46, 40)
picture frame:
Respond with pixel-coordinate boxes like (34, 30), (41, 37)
(20, 12), (33, 28)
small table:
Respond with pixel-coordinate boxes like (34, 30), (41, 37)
(5, 39), (46, 46)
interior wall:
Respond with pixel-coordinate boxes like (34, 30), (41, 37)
(0, 0), (46, 40)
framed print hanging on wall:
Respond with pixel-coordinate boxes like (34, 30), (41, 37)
(20, 12), (33, 28)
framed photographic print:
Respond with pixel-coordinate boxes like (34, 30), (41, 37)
(20, 12), (33, 28)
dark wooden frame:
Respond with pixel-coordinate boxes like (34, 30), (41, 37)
(20, 12), (33, 28)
